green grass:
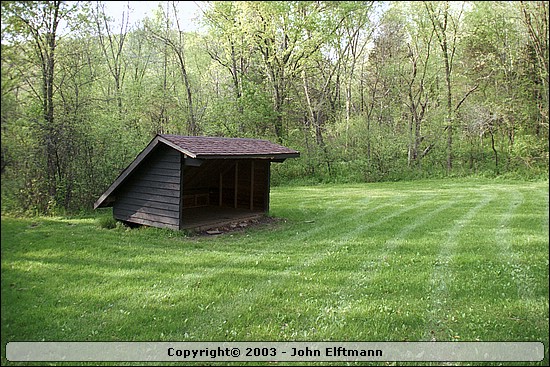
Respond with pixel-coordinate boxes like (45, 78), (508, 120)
(1, 178), (549, 366)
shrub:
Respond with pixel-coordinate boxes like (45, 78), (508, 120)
(97, 215), (117, 229)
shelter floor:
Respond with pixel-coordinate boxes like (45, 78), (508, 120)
(181, 206), (265, 231)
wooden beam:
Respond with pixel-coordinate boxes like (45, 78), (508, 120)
(179, 155), (185, 230)
(265, 161), (271, 213)
(234, 161), (238, 208)
(250, 160), (254, 210)
(219, 172), (223, 207)
(184, 157), (204, 167)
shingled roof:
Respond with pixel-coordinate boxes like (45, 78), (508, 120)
(93, 134), (299, 209)
(159, 134), (299, 159)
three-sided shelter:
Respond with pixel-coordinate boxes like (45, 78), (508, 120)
(94, 134), (300, 231)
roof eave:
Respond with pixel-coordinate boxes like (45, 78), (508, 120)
(195, 153), (300, 160)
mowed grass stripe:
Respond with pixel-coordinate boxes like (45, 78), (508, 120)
(322, 192), (481, 341)
(269, 192), (440, 272)
(242, 189), (433, 263)
(439, 186), (549, 343)
(303, 194), (467, 339)
(272, 189), (415, 244)
(298, 193), (438, 266)
(271, 194), (404, 246)
(508, 186), (549, 298)
(499, 185), (549, 343)
(209, 188), (409, 256)
(312, 192), (465, 274)
(181, 193), (440, 339)
(435, 188), (526, 342)
(495, 189), (532, 299)
(191, 191), (415, 265)
(423, 191), (495, 341)
(356, 193), (465, 277)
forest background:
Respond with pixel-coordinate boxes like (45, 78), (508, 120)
(1, 1), (548, 215)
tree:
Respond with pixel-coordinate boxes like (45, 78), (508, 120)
(203, 1), (249, 129)
(519, 1), (549, 136)
(424, 1), (458, 173)
(2, 1), (79, 206)
(236, 1), (335, 142)
(424, 1), (478, 174)
(92, 1), (129, 120)
(146, 1), (198, 135)
(403, 3), (436, 167)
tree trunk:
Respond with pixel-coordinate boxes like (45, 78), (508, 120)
(94, 2), (128, 119)
(43, 4), (61, 198)
(176, 51), (196, 135)
(444, 48), (453, 174)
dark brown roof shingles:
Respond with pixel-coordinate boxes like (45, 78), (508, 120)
(159, 134), (299, 158)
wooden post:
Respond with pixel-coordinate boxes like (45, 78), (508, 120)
(234, 161), (238, 208)
(265, 161), (271, 213)
(219, 172), (223, 207)
(250, 161), (254, 210)
(179, 154), (185, 230)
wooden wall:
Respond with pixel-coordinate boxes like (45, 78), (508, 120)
(113, 145), (181, 230)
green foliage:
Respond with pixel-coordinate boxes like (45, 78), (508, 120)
(512, 132), (549, 165)
(1, 1), (548, 215)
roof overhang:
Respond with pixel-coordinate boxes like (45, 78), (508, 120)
(190, 153), (300, 160)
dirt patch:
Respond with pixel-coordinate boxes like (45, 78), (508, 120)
(192, 216), (284, 236)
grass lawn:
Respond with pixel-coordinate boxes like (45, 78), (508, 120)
(1, 178), (548, 366)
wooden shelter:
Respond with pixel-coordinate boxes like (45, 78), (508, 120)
(94, 134), (299, 231)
